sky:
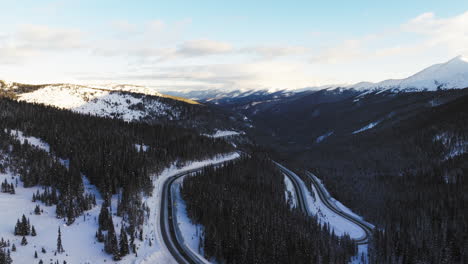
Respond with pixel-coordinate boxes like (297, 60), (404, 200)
(1, 0), (468, 91)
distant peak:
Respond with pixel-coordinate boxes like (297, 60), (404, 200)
(450, 55), (468, 63)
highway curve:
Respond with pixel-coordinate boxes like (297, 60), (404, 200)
(160, 167), (209, 264)
(275, 162), (373, 245)
(304, 171), (373, 244)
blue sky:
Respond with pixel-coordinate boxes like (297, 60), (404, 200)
(1, 0), (468, 90)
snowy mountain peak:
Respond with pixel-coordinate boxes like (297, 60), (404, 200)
(350, 56), (468, 92)
(451, 54), (468, 63)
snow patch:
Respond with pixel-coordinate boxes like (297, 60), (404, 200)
(283, 174), (297, 209)
(352, 121), (380, 134)
(434, 132), (468, 160)
(135, 144), (149, 152)
(204, 130), (241, 138)
(7, 129), (50, 152)
(316, 131), (334, 143)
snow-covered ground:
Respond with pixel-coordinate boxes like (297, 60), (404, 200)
(352, 121), (380, 134)
(305, 181), (365, 239)
(134, 144), (149, 152)
(7, 129), (50, 152)
(316, 131), (334, 143)
(434, 132), (468, 160)
(15, 84), (178, 122)
(204, 130), (241, 138)
(0, 167), (113, 264)
(283, 174), (297, 209)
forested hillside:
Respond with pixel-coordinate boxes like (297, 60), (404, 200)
(310, 94), (468, 263)
(181, 154), (357, 264)
(0, 81), (249, 133)
(0, 97), (233, 261)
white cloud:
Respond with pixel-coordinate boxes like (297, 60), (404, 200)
(242, 45), (309, 59)
(17, 24), (85, 50)
(0, 24), (85, 64)
(310, 11), (468, 65)
(402, 11), (468, 55)
(176, 39), (233, 56)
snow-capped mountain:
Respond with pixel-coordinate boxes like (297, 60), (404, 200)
(351, 55), (468, 91)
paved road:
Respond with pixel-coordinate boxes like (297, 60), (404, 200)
(275, 162), (372, 245)
(160, 167), (209, 264)
(304, 171), (373, 244)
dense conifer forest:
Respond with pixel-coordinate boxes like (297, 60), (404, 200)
(181, 154), (357, 264)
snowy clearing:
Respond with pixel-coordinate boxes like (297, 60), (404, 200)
(283, 174), (297, 209)
(316, 131), (334, 143)
(204, 130), (241, 138)
(7, 129), (50, 153)
(352, 121), (380, 134)
(134, 144), (149, 152)
(434, 132), (468, 160)
(0, 168), (114, 264)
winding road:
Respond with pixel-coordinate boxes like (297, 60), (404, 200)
(160, 167), (209, 264)
(160, 159), (373, 263)
(304, 171), (373, 245)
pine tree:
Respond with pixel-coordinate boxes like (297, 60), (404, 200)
(98, 204), (109, 231)
(14, 220), (20, 236)
(34, 205), (41, 215)
(11, 244), (16, 252)
(31, 225), (37, 236)
(21, 215), (28, 235)
(119, 225), (129, 257)
(66, 198), (75, 225)
(34, 250), (38, 258)
(6, 250), (12, 264)
(21, 236), (27, 246)
(112, 231), (121, 261)
(56, 227), (64, 253)
(96, 227), (104, 243)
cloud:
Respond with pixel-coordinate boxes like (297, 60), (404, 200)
(78, 61), (324, 91)
(241, 46), (309, 59)
(310, 39), (364, 63)
(17, 24), (85, 50)
(176, 39), (233, 56)
(309, 11), (468, 65)
(402, 11), (468, 55)
(0, 24), (86, 63)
